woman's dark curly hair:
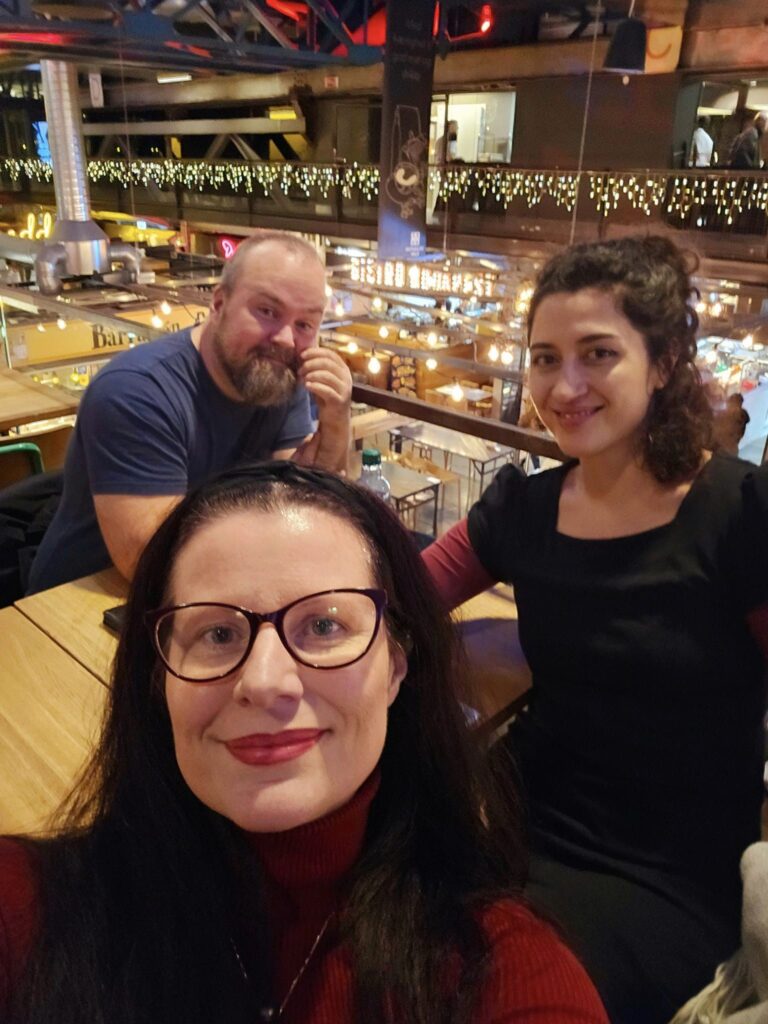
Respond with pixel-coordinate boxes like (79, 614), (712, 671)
(528, 235), (712, 484)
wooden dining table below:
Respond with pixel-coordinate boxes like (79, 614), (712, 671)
(0, 368), (80, 433)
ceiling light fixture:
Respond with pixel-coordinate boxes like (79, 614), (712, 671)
(156, 73), (192, 85)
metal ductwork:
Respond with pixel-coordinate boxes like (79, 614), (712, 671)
(35, 60), (142, 295)
(107, 242), (143, 281)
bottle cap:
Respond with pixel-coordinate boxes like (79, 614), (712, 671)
(361, 448), (382, 466)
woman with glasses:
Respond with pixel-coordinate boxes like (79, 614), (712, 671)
(424, 236), (768, 1023)
(0, 462), (606, 1024)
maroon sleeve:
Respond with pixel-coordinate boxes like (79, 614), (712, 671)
(0, 838), (39, 1015)
(474, 902), (608, 1024)
(747, 603), (768, 662)
(421, 519), (496, 611)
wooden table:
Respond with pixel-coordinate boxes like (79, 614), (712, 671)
(455, 585), (532, 723)
(15, 571), (527, 718)
(350, 452), (441, 536)
(0, 606), (108, 834)
(16, 568), (126, 686)
(390, 422), (513, 508)
(351, 408), (411, 444)
(0, 368), (80, 433)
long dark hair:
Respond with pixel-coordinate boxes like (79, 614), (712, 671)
(10, 463), (526, 1024)
(529, 234), (712, 484)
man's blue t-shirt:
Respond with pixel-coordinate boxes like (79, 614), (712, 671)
(27, 329), (312, 593)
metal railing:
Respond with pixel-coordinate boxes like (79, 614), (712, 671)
(351, 383), (563, 461)
(2, 158), (767, 253)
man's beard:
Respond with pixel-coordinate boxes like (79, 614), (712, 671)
(212, 331), (299, 407)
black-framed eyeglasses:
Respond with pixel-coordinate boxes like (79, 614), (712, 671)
(146, 588), (388, 682)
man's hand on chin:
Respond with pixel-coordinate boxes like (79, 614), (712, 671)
(294, 346), (353, 473)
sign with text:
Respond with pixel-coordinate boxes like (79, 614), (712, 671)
(377, 0), (436, 261)
(350, 257), (496, 298)
(7, 305), (208, 368)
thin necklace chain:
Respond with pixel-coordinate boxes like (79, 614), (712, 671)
(232, 911), (335, 1022)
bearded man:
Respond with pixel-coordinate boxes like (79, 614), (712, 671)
(27, 232), (352, 592)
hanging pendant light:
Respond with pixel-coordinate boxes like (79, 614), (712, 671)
(604, 1), (646, 74)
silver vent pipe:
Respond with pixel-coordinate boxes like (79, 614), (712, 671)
(107, 242), (143, 281)
(35, 60), (141, 294)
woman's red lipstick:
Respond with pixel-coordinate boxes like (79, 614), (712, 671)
(225, 729), (325, 766)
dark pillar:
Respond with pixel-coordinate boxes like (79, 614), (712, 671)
(377, 0), (436, 260)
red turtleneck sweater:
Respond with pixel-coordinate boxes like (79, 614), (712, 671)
(0, 775), (606, 1022)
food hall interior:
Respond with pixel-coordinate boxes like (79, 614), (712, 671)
(0, 2), (767, 1019)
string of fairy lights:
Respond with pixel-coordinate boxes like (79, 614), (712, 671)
(2, 158), (767, 222)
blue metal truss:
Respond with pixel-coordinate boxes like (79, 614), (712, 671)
(0, 0), (383, 73)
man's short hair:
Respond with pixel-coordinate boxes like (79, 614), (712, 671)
(218, 230), (325, 295)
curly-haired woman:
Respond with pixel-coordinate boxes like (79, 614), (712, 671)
(424, 236), (768, 1024)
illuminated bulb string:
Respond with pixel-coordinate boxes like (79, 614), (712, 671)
(1, 159), (765, 222)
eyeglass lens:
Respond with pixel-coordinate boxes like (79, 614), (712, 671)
(156, 592), (380, 680)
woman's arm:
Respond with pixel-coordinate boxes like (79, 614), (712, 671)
(747, 602), (768, 662)
(421, 519), (495, 611)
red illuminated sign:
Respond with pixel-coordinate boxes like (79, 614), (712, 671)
(217, 236), (241, 260)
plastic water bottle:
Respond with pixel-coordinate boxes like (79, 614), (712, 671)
(358, 448), (391, 503)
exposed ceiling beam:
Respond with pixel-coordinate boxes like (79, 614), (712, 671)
(196, 0), (235, 43)
(82, 116), (306, 135)
(229, 133), (261, 160)
(304, 0), (355, 49)
(0, 8), (382, 74)
(90, 37), (612, 110)
(241, 0), (297, 51)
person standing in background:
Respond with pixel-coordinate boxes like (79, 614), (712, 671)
(712, 392), (751, 455)
(728, 112), (767, 170)
(435, 119), (459, 165)
(691, 116), (714, 167)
